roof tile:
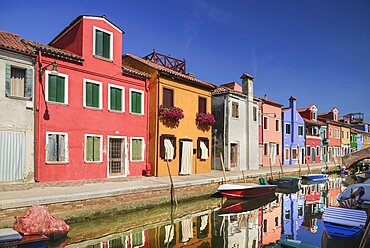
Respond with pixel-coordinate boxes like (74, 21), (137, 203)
(0, 30), (33, 55)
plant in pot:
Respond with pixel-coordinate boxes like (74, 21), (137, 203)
(159, 105), (184, 128)
(196, 112), (216, 131)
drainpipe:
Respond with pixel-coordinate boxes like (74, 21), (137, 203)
(144, 78), (151, 176)
(155, 73), (160, 177)
(34, 50), (42, 182)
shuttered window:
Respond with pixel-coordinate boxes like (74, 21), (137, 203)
(110, 86), (122, 111)
(95, 29), (111, 59)
(5, 65), (33, 99)
(131, 90), (143, 114)
(131, 138), (143, 161)
(253, 107), (257, 122)
(48, 74), (65, 103)
(85, 81), (100, 108)
(197, 137), (209, 159)
(85, 135), (101, 162)
(285, 123), (291, 134)
(198, 97), (206, 114)
(160, 134), (176, 160)
(46, 133), (68, 162)
(231, 102), (239, 118)
(163, 88), (173, 107)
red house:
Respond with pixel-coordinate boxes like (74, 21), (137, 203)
(28, 15), (150, 182)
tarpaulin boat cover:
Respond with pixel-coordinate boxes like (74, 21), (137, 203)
(13, 205), (70, 239)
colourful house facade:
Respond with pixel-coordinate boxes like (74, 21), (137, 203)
(123, 52), (215, 177)
(30, 15), (150, 182)
(350, 129), (358, 152)
(282, 96), (305, 165)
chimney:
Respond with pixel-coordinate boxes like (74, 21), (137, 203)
(289, 96), (297, 110)
(241, 73), (254, 98)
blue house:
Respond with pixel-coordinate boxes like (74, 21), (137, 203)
(282, 97), (305, 165)
(282, 191), (305, 240)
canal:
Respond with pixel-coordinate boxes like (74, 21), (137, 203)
(51, 176), (347, 248)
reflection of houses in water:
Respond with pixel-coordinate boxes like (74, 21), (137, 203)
(326, 177), (343, 207)
(281, 191), (305, 240)
(261, 194), (282, 245)
(82, 230), (148, 248)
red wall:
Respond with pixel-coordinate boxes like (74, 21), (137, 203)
(305, 136), (321, 164)
(327, 124), (341, 147)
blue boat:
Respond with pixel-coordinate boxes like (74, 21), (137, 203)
(301, 174), (328, 181)
(322, 206), (367, 240)
(0, 228), (48, 248)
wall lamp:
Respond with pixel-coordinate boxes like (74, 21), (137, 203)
(39, 60), (58, 78)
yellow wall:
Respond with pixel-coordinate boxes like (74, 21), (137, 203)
(364, 133), (370, 148)
(155, 76), (212, 176)
(341, 127), (350, 146)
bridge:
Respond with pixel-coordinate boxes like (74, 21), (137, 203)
(341, 147), (370, 168)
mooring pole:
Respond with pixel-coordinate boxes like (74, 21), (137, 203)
(220, 153), (227, 184)
(166, 158), (177, 205)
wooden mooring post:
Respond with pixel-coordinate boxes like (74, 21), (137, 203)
(220, 153), (227, 184)
(166, 159), (177, 205)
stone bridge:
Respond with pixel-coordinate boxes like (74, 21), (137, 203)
(342, 147), (370, 168)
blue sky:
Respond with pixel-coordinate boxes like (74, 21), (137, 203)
(1, 1), (369, 121)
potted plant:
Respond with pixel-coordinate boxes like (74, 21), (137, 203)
(196, 113), (215, 130)
(159, 105), (184, 127)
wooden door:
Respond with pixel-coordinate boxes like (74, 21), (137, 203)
(230, 143), (238, 169)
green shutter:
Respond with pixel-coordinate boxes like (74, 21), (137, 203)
(110, 87), (116, 110)
(56, 76), (65, 103)
(48, 75), (57, 102)
(132, 139), (142, 161)
(92, 83), (99, 108)
(86, 137), (93, 161)
(136, 92), (142, 114)
(25, 68), (34, 99)
(131, 92), (142, 114)
(131, 92), (136, 113)
(103, 32), (110, 59)
(5, 65), (11, 96)
(95, 30), (103, 57)
(86, 82), (93, 107)
(93, 137), (100, 161)
(116, 89), (122, 111)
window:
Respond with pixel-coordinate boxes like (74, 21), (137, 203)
(108, 84), (124, 112)
(10, 67), (25, 97)
(284, 148), (289, 160)
(292, 148), (298, 160)
(316, 146), (320, 156)
(46, 132), (68, 163)
(93, 27), (113, 60)
(264, 143), (268, 155)
(347, 132), (349, 139)
(276, 143), (280, 155)
(232, 101), (239, 118)
(335, 130), (340, 138)
(131, 137), (144, 161)
(298, 205), (303, 217)
(298, 125), (304, 136)
(263, 219), (268, 233)
(132, 231), (144, 247)
(163, 88), (174, 107)
(47, 72), (68, 104)
(307, 146), (311, 156)
(253, 106), (257, 122)
(197, 137), (209, 160)
(342, 131), (344, 139)
(160, 135), (176, 160)
(285, 209), (291, 220)
(84, 79), (102, 109)
(275, 119), (280, 132)
(275, 217), (279, 227)
(198, 97), (207, 114)
(285, 123), (291, 135)
(258, 110), (262, 125)
(130, 89), (144, 114)
(329, 128), (333, 138)
(85, 135), (102, 162)
(263, 117), (268, 130)
(312, 112), (317, 120)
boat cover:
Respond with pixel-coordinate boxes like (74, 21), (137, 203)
(322, 206), (367, 227)
(0, 228), (21, 242)
(218, 183), (277, 191)
(337, 183), (370, 205)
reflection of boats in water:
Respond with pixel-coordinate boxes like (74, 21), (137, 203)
(218, 183), (277, 199)
(267, 177), (301, 190)
(301, 174), (328, 181)
(219, 194), (277, 215)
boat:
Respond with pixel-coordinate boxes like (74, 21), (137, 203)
(356, 173), (367, 183)
(322, 206), (367, 240)
(301, 174), (328, 181)
(267, 176), (301, 189)
(272, 239), (318, 248)
(217, 183), (277, 199)
(337, 183), (370, 209)
(0, 228), (48, 248)
(219, 194), (277, 215)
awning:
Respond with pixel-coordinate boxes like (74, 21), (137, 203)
(200, 141), (208, 159)
(164, 139), (174, 160)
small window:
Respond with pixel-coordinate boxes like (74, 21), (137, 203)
(276, 143), (280, 155)
(292, 148), (298, 160)
(46, 132), (68, 163)
(298, 126), (304, 136)
(275, 217), (279, 227)
(198, 97), (207, 114)
(232, 101), (239, 118)
(258, 110), (262, 125)
(312, 112), (317, 120)
(286, 123), (291, 135)
(329, 128), (333, 137)
(284, 148), (289, 160)
(94, 27), (112, 60)
(263, 219), (268, 233)
(197, 137), (209, 160)
(298, 205), (303, 217)
(108, 84), (124, 112)
(263, 117), (268, 130)
(84, 79), (102, 109)
(132, 231), (144, 247)
(307, 146), (311, 156)
(85, 135), (102, 162)
(285, 209), (291, 220)
(264, 143), (268, 155)
(316, 146), (320, 157)
(275, 119), (280, 132)
(163, 88), (174, 108)
(131, 137), (144, 161)
(130, 89), (144, 114)
(10, 67), (25, 97)
(253, 106), (257, 122)
(47, 72), (68, 104)
(160, 135), (176, 160)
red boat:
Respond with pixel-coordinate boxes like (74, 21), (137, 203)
(219, 194), (277, 215)
(217, 183), (277, 199)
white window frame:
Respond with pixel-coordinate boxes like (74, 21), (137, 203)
(275, 118), (280, 132)
(316, 146), (320, 157)
(329, 128), (333, 138)
(253, 106), (257, 122)
(306, 145), (311, 157)
(263, 116), (269, 130)
(285, 123), (291, 135)
(84, 134), (103, 163)
(45, 70), (69, 105)
(45, 131), (69, 164)
(130, 137), (145, 162)
(284, 148), (290, 161)
(83, 78), (103, 110)
(258, 110), (262, 125)
(93, 26), (113, 61)
(263, 142), (269, 156)
(298, 125), (304, 136)
(129, 88), (145, 115)
(108, 83), (125, 112)
(291, 148), (298, 160)
(130, 230), (145, 248)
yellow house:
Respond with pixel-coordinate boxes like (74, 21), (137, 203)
(123, 52), (215, 176)
(340, 125), (351, 155)
(364, 132), (370, 148)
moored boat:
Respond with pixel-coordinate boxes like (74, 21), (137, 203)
(267, 176), (301, 189)
(322, 206), (367, 240)
(337, 183), (370, 209)
(219, 194), (277, 215)
(301, 174), (328, 181)
(217, 183), (277, 199)
(0, 228), (48, 248)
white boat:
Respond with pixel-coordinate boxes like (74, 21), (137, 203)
(337, 183), (370, 208)
(218, 183), (277, 199)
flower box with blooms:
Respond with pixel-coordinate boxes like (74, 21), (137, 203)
(159, 105), (184, 123)
(196, 113), (216, 127)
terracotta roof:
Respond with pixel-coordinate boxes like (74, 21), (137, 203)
(255, 96), (283, 107)
(25, 40), (83, 63)
(302, 117), (325, 126)
(212, 86), (245, 96)
(0, 30), (33, 55)
(124, 54), (215, 89)
(122, 64), (150, 79)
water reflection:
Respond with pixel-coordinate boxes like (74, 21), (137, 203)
(64, 177), (345, 248)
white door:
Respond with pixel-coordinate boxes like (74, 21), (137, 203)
(0, 131), (25, 181)
(180, 141), (193, 175)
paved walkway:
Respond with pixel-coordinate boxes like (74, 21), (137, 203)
(0, 163), (336, 210)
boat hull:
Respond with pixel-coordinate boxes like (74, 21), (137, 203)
(219, 194), (277, 215)
(219, 185), (277, 199)
(323, 222), (364, 240)
(0, 235), (48, 248)
(301, 174), (328, 181)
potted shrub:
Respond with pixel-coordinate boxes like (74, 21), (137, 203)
(159, 105), (184, 127)
(196, 113), (215, 130)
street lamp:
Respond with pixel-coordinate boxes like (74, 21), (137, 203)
(39, 60), (58, 78)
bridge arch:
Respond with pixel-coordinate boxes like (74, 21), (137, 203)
(342, 147), (370, 168)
